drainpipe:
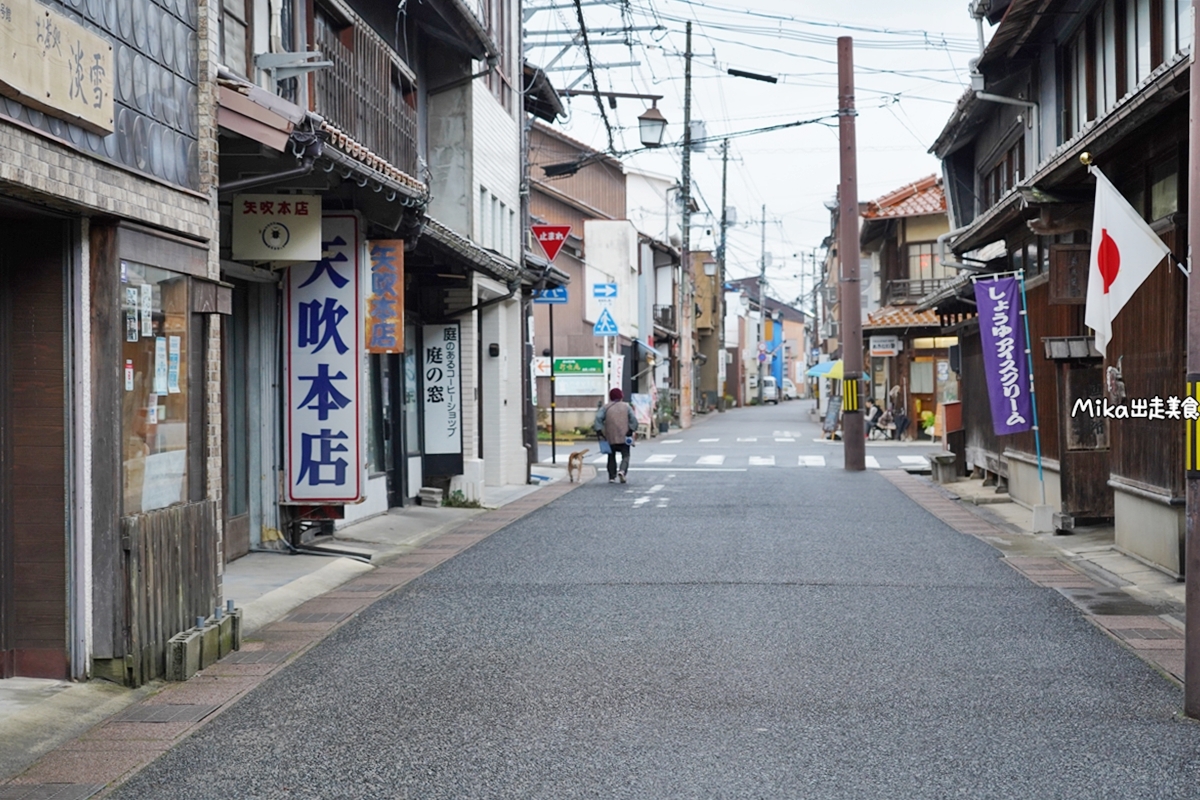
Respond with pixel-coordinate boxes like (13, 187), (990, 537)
(218, 133), (324, 195)
(938, 224), (975, 271)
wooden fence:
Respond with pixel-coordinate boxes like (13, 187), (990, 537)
(121, 500), (219, 686)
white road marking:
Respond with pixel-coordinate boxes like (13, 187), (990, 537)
(737, 437), (758, 442)
(898, 455), (929, 465)
(775, 437), (796, 442)
(865, 456), (881, 469)
(697, 455), (726, 465)
(648, 484), (665, 493)
(660, 439), (684, 444)
(749, 455), (775, 466)
(633, 496), (650, 506)
(645, 454), (677, 464)
(699, 438), (719, 442)
(629, 467), (748, 472)
(798, 455), (826, 467)
(591, 455), (608, 464)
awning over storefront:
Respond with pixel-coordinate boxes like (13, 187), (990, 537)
(807, 360), (843, 379)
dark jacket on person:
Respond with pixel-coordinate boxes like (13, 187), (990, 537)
(595, 401), (638, 444)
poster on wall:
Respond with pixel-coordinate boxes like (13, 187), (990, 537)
(284, 213), (363, 503)
(422, 322), (463, 475)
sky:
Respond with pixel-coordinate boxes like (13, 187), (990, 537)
(523, 0), (990, 310)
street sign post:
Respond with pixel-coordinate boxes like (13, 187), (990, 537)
(531, 225), (571, 261)
(593, 308), (619, 336)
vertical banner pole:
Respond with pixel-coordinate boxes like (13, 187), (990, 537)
(1017, 269), (1047, 504)
(549, 303), (556, 466)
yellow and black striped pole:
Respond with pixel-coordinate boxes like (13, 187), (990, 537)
(842, 378), (860, 412)
(1187, 376), (1200, 477)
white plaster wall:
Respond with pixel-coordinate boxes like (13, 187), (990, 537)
(472, 84), (521, 259)
(1114, 490), (1185, 577)
(584, 220), (639, 337)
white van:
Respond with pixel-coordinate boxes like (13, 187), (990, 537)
(761, 376), (779, 404)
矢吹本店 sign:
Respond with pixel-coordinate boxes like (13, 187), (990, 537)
(423, 323), (463, 465)
(232, 194), (322, 262)
(553, 356), (606, 396)
(365, 240), (404, 353)
(284, 213), (363, 503)
(0, 0), (114, 134)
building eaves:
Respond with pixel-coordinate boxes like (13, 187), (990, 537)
(522, 250), (570, 288)
(419, 217), (520, 284)
(862, 175), (943, 219)
(530, 121), (624, 171)
(319, 121), (427, 203)
(976, 0), (1052, 73)
(523, 62), (564, 122)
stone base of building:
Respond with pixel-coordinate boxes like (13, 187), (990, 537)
(1003, 450), (1062, 511)
(1111, 479), (1184, 578)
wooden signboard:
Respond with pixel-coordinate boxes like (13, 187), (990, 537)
(0, 0), (114, 134)
(1049, 244), (1090, 305)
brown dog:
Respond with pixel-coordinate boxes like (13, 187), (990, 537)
(567, 449), (589, 483)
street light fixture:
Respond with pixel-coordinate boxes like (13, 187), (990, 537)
(638, 103), (668, 148)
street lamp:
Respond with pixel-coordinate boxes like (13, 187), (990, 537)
(638, 103), (668, 148)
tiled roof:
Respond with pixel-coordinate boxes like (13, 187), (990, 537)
(864, 305), (942, 330)
(320, 122), (428, 197)
(862, 174), (945, 219)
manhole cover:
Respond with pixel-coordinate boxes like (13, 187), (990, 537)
(111, 704), (219, 724)
(1056, 587), (1159, 616)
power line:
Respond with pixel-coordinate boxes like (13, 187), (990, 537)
(573, 0), (618, 152)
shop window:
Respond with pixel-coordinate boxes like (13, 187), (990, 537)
(121, 264), (192, 515)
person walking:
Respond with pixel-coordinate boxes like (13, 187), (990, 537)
(594, 387), (638, 483)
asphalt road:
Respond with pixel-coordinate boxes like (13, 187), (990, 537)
(114, 404), (1200, 798)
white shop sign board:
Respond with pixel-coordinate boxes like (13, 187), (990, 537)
(422, 323), (463, 456)
(283, 213), (363, 504)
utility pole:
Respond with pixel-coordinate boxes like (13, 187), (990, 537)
(838, 36), (865, 469)
(757, 203), (767, 406)
(717, 138), (729, 411)
(679, 20), (694, 428)
(1184, 0), (1200, 719)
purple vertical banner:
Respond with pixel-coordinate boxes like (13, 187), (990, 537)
(973, 276), (1033, 436)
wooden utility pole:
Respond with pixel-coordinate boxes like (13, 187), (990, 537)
(757, 204), (767, 405)
(679, 20), (694, 428)
(1184, 0), (1200, 719)
(838, 36), (865, 469)
(717, 139), (730, 411)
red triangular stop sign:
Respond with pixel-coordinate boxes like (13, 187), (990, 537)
(531, 225), (571, 261)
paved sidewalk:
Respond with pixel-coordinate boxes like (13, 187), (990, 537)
(884, 471), (1186, 685)
(0, 468), (583, 800)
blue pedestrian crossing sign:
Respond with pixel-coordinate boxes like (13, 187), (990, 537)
(593, 307), (619, 336)
(533, 286), (568, 304)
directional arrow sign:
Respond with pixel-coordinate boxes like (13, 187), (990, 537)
(531, 225), (571, 261)
(592, 283), (618, 299)
(593, 307), (619, 336)
(532, 286), (568, 304)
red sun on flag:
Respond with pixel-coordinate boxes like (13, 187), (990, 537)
(531, 225), (571, 261)
(1098, 229), (1120, 294)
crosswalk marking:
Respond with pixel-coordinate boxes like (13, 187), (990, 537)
(737, 437), (757, 442)
(898, 455), (929, 465)
(697, 455), (726, 465)
(590, 455), (608, 464)
(699, 438), (719, 442)
(775, 437), (796, 442)
(645, 454), (676, 464)
(798, 455), (826, 467)
(865, 456), (880, 469)
(749, 455), (775, 466)
(660, 439), (683, 444)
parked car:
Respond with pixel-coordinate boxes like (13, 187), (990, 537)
(761, 376), (779, 404)
(781, 378), (799, 400)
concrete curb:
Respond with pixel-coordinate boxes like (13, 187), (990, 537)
(1, 477), (588, 798)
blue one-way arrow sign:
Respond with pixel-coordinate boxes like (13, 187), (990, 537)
(532, 286), (568, 304)
(592, 283), (618, 299)
(593, 307), (619, 336)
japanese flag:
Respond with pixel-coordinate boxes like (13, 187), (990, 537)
(1085, 167), (1172, 357)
